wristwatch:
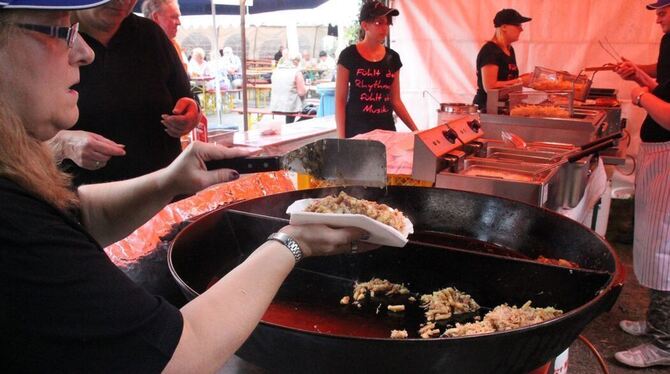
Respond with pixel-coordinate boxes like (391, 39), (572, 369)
(635, 92), (646, 107)
(267, 232), (303, 263)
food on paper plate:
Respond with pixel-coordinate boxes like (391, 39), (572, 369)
(305, 191), (407, 232)
(286, 192), (413, 247)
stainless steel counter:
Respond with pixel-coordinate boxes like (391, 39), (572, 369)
(480, 110), (606, 145)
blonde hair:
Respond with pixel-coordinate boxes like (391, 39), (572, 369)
(491, 27), (507, 49)
(192, 47), (205, 59)
(0, 11), (79, 211)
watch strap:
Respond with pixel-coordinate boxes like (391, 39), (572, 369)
(267, 232), (303, 263)
(635, 92), (646, 107)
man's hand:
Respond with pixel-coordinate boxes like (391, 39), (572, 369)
(162, 97), (201, 138)
(615, 58), (638, 81)
(49, 130), (126, 170)
(615, 57), (657, 89)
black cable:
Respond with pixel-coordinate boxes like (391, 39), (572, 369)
(615, 154), (636, 176)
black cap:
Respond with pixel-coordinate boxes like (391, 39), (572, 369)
(359, 0), (399, 23)
(493, 8), (532, 27)
(319, 51), (327, 57)
(647, 0), (670, 9)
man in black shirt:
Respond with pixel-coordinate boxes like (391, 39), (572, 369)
(616, 1), (670, 87)
(613, 0), (670, 368)
(49, 0), (200, 186)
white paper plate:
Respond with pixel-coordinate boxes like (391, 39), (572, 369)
(286, 198), (414, 247)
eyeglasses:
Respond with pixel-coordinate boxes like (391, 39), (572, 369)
(14, 22), (79, 48)
(372, 20), (391, 27)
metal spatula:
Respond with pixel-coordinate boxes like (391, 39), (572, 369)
(205, 138), (387, 187)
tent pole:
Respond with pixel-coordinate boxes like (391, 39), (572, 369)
(240, 0), (249, 131)
(211, 0), (222, 127)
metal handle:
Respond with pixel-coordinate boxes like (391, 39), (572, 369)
(205, 156), (282, 173)
(579, 132), (623, 150)
(422, 90), (440, 105)
(568, 140), (616, 163)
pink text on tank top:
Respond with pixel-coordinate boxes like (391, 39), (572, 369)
(354, 68), (394, 114)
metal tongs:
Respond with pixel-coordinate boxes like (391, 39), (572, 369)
(500, 130), (527, 149)
(597, 37), (623, 64)
(584, 63), (618, 72)
(582, 38), (622, 73)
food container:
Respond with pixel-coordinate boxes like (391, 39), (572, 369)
(482, 142), (593, 209)
(509, 91), (573, 118)
(437, 103), (479, 124)
(529, 66), (591, 101)
(439, 103), (479, 113)
(435, 158), (562, 207)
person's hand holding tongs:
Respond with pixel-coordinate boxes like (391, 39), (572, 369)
(596, 37), (658, 88)
(582, 38), (623, 73)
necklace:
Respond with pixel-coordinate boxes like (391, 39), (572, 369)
(357, 43), (386, 62)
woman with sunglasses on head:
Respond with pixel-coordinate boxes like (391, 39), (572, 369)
(335, 0), (418, 138)
(473, 8), (532, 113)
(0, 1), (374, 372)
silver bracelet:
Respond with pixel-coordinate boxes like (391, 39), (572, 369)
(267, 232), (303, 263)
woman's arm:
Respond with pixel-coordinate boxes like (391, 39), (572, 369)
(390, 70), (418, 132)
(633, 86), (670, 131)
(77, 143), (254, 247)
(335, 65), (350, 138)
(481, 64), (524, 91)
(164, 224), (371, 373)
(295, 70), (308, 97)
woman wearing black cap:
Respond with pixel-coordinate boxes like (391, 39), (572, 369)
(335, 0), (418, 138)
(473, 8), (532, 112)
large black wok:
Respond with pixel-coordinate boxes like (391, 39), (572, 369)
(169, 186), (624, 374)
